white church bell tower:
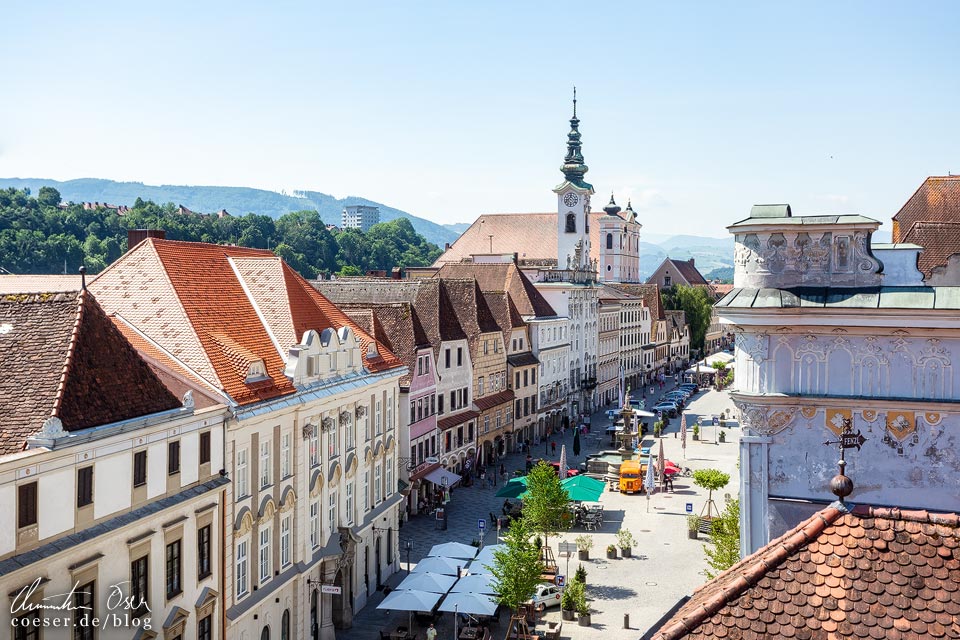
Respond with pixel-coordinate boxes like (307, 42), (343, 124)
(554, 88), (595, 270)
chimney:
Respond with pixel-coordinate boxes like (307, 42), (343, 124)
(445, 242), (451, 251)
(128, 229), (166, 248)
(391, 267), (402, 280)
(513, 252), (519, 264)
(688, 258), (695, 266)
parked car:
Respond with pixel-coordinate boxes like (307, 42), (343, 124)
(664, 393), (688, 405)
(549, 461), (579, 477)
(652, 402), (678, 417)
(530, 584), (564, 611)
(629, 399), (646, 410)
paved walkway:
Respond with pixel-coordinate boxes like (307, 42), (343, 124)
(338, 379), (741, 640)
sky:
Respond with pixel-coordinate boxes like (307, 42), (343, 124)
(1, 2), (958, 237)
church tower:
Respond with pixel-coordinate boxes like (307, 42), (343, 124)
(554, 89), (595, 270)
(599, 196), (642, 282)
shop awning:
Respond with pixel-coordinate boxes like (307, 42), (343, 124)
(424, 467), (462, 487)
(438, 410), (480, 431)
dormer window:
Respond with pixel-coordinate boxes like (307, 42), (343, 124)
(246, 359), (269, 383)
(367, 342), (379, 359)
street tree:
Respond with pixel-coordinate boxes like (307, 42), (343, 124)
(662, 284), (714, 352)
(489, 519), (544, 617)
(704, 498), (741, 579)
(522, 461), (571, 562)
(693, 468), (730, 519)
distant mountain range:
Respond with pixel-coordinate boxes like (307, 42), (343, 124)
(0, 177), (745, 277)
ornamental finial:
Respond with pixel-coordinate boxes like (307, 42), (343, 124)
(573, 86), (577, 118)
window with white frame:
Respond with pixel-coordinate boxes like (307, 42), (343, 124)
(236, 448), (249, 499)
(375, 401), (382, 435)
(259, 526), (271, 583)
(363, 471), (369, 513)
(236, 540), (249, 597)
(327, 421), (338, 458)
(374, 463), (382, 504)
(387, 403), (393, 432)
(328, 491), (337, 537)
(281, 433), (291, 479)
(345, 413), (355, 450)
(386, 458), (393, 498)
(280, 515), (291, 568)
(260, 440), (272, 488)
(309, 426), (320, 467)
(345, 482), (354, 526)
(310, 501), (320, 548)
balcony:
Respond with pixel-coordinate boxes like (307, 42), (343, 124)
(580, 376), (597, 389)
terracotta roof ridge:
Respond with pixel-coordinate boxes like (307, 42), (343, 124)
(50, 290), (86, 420)
(112, 313), (226, 401)
(851, 504), (960, 527)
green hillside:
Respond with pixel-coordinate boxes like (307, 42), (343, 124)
(0, 178), (460, 247)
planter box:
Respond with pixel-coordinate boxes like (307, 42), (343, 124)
(562, 609), (575, 621)
(578, 614), (591, 627)
(578, 549), (590, 561)
(621, 547), (632, 558)
(688, 529), (698, 540)
(606, 548), (617, 560)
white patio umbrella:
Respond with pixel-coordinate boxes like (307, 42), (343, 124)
(450, 573), (497, 595)
(395, 572), (457, 594)
(411, 555), (465, 576)
(377, 589), (444, 632)
(438, 592), (499, 616)
(559, 444), (568, 478)
(427, 542), (478, 560)
(470, 544), (503, 569)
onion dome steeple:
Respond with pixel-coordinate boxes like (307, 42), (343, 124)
(625, 199), (637, 223)
(603, 193), (622, 217)
(560, 87), (592, 189)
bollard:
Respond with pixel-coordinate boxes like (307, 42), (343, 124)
(624, 613), (630, 629)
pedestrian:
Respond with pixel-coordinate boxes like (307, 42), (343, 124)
(426, 623), (437, 640)
(551, 441), (557, 455)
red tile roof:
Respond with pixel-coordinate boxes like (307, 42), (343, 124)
(901, 221), (960, 280)
(343, 302), (431, 389)
(434, 262), (557, 318)
(708, 283), (734, 300)
(91, 239), (401, 406)
(0, 291), (181, 453)
(892, 176), (960, 243)
(438, 410), (480, 430)
(650, 503), (960, 640)
(604, 283), (665, 320)
(474, 389), (515, 412)
(433, 212), (604, 267)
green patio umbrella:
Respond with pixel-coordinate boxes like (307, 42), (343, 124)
(495, 477), (528, 499)
(561, 475), (605, 502)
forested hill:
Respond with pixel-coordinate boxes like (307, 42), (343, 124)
(0, 187), (441, 277)
(0, 178), (460, 247)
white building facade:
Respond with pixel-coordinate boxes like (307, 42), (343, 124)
(717, 204), (960, 555)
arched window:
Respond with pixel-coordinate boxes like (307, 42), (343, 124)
(606, 233), (613, 249)
(282, 610), (290, 640)
(565, 213), (576, 233)
(261, 626), (270, 640)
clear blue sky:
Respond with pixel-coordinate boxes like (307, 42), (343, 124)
(1, 1), (957, 236)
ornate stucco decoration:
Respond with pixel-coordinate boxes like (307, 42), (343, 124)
(734, 400), (797, 436)
(40, 416), (66, 438)
(321, 416), (335, 433)
(860, 409), (880, 423)
(302, 423), (316, 440)
(355, 405), (367, 419)
(236, 510), (254, 536)
(339, 410), (352, 425)
(885, 411), (916, 441)
(182, 390), (195, 410)
(800, 407), (818, 420)
(923, 412), (943, 427)
(824, 408), (852, 436)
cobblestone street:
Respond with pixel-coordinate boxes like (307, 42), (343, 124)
(338, 382), (740, 640)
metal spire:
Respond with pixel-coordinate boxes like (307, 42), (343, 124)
(561, 87), (590, 188)
(573, 86), (577, 118)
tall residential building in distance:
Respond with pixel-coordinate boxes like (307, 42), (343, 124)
(341, 205), (380, 232)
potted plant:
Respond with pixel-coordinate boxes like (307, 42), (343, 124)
(719, 430), (726, 443)
(653, 421), (663, 437)
(575, 583), (591, 626)
(692, 424), (700, 441)
(616, 528), (636, 558)
(574, 534), (593, 561)
(606, 544), (617, 560)
(560, 585), (576, 621)
(575, 564), (587, 585)
(687, 514), (699, 540)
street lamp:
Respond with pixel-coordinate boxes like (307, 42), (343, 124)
(404, 541), (413, 575)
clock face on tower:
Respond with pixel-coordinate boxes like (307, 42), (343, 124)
(562, 192), (579, 208)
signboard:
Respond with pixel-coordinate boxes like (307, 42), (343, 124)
(557, 542), (577, 557)
(685, 503), (693, 513)
(321, 585), (342, 595)
(840, 431), (867, 450)
(555, 575), (565, 587)
(712, 416), (719, 426)
(425, 456), (440, 464)
(478, 519), (485, 531)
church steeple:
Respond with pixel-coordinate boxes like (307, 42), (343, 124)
(561, 87), (591, 189)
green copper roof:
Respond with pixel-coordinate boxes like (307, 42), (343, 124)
(561, 89), (591, 188)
